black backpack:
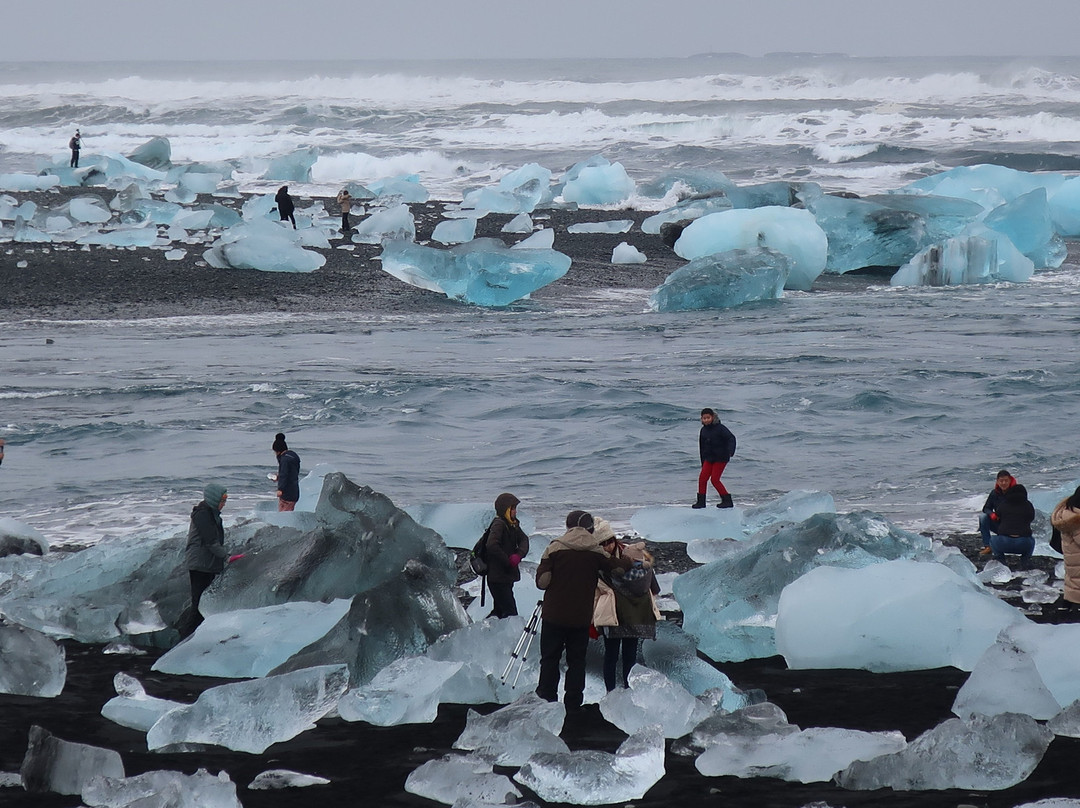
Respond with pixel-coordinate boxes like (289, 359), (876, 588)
(469, 526), (491, 576)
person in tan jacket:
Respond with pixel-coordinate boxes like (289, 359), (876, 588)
(1051, 486), (1080, 604)
(336, 188), (353, 232)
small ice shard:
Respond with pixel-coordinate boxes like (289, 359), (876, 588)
(146, 664), (349, 754)
(0, 517), (48, 556)
(164, 249), (187, 261)
(369, 174), (429, 203)
(405, 753), (521, 806)
(351, 204), (415, 244)
(648, 247), (789, 311)
(380, 237), (570, 307)
(612, 242), (647, 264)
(432, 216), (477, 245)
(249, 769), (330, 789)
(674, 207), (828, 291)
(262, 147), (318, 182)
(515, 724), (665, 805)
(560, 155), (635, 205)
(453, 694), (569, 766)
(836, 712), (1053, 791)
(338, 656), (464, 726)
(0, 622), (66, 697)
(567, 219), (632, 234)
(20, 725), (124, 796)
(502, 212), (534, 233)
(82, 768), (242, 807)
(101, 673), (186, 732)
(511, 228), (554, 250)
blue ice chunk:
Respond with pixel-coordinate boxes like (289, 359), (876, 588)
(369, 174), (429, 203)
(78, 226), (159, 247)
(381, 237), (571, 307)
(1049, 176), (1080, 237)
(0, 199), (35, 221)
(567, 219), (632, 234)
(982, 188), (1067, 268)
(69, 196), (112, 224)
(899, 164), (1065, 210)
(612, 242), (647, 264)
(204, 218), (325, 273)
(178, 172), (222, 195)
(502, 213), (533, 233)
(127, 137), (172, 170)
(164, 186), (197, 204)
(728, 181), (820, 210)
(172, 209), (215, 230)
(0, 173), (60, 192)
(891, 225), (1034, 287)
(406, 502), (535, 550)
(637, 170), (735, 199)
(642, 194), (733, 235)
(352, 204), (415, 244)
(207, 204), (243, 228)
(14, 216), (53, 243)
(648, 248), (788, 311)
(110, 182), (151, 212)
(463, 163), (552, 213)
(511, 228), (554, 249)
(242, 193), (277, 220)
(262, 147), (318, 182)
(561, 155), (635, 205)
(130, 199), (182, 225)
(432, 216), (477, 245)
(674, 207), (828, 291)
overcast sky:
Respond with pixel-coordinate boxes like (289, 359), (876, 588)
(2, 0), (1079, 61)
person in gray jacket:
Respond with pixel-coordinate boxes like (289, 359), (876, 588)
(182, 482), (231, 636)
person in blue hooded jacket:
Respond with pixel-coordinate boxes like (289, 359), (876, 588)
(182, 482), (231, 636)
(272, 433), (301, 511)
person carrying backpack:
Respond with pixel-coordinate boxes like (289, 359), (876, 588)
(484, 492), (530, 618)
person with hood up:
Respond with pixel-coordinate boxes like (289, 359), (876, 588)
(535, 510), (632, 709)
(979, 469), (1018, 556)
(484, 492), (530, 618)
(1051, 486), (1080, 605)
(275, 186), (297, 228)
(693, 407), (737, 509)
(271, 432), (301, 511)
(989, 482), (1035, 566)
(592, 519), (661, 691)
(182, 482), (235, 636)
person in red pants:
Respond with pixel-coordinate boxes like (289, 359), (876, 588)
(693, 407), (736, 509)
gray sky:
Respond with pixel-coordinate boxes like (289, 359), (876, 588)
(3, 0), (1079, 61)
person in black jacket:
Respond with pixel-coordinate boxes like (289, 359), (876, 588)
(69, 129), (81, 168)
(978, 469), (1017, 556)
(484, 492), (530, 618)
(181, 482), (231, 636)
(271, 432), (301, 511)
(693, 407), (737, 509)
(989, 483), (1035, 566)
(274, 186), (297, 228)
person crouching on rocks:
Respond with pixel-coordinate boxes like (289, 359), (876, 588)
(181, 483), (232, 637)
(989, 483), (1035, 567)
(693, 407), (736, 509)
(484, 492), (530, 619)
(535, 510), (632, 709)
(1052, 486), (1080, 605)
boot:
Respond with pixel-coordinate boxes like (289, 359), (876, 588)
(717, 493), (734, 509)
(692, 493), (706, 509)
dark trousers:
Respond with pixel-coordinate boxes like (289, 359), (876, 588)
(536, 622), (589, 708)
(603, 636), (639, 691)
(181, 570), (217, 636)
(70, 150), (79, 168)
(487, 581), (518, 618)
(341, 212), (351, 231)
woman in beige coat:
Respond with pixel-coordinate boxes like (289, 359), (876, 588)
(1051, 486), (1080, 604)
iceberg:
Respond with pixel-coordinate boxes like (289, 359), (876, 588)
(146, 664), (349, 754)
(69, 196), (112, 224)
(0, 174), (61, 192)
(369, 174), (429, 203)
(0, 621), (66, 697)
(380, 237), (571, 307)
(648, 248), (789, 311)
(127, 136), (172, 170)
(612, 242), (647, 264)
(453, 693), (569, 766)
(891, 226), (1034, 286)
(405, 501), (536, 550)
(0, 517), (48, 556)
(262, 147), (318, 182)
(203, 218), (325, 273)
(599, 668), (712, 738)
(405, 753), (521, 805)
(82, 768), (242, 808)
(338, 656), (464, 726)
(640, 621), (747, 706)
(515, 724), (665, 805)
(101, 672), (184, 731)
(78, 226), (160, 248)
(431, 216), (477, 244)
(775, 559), (1025, 672)
(982, 187), (1067, 268)
(464, 163), (552, 214)
(351, 203), (415, 244)
(674, 207), (828, 291)
(20, 725), (124, 796)
(642, 194), (733, 235)
(836, 712), (1053, 791)
(560, 155), (635, 205)
(899, 163), (1064, 210)
(502, 212), (534, 233)
(727, 180), (818, 210)
(178, 171), (222, 195)
(1049, 175), (1080, 236)
(673, 700), (796, 758)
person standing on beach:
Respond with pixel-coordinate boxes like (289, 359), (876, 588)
(275, 185), (297, 229)
(484, 492), (530, 619)
(978, 469), (1017, 556)
(535, 510), (631, 709)
(336, 188), (353, 233)
(0, 438), (5, 467)
(182, 482), (231, 636)
(693, 407), (736, 509)
(1051, 486), (1080, 607)
(272, 433), (301, 511)
(68, 129), (81, 168)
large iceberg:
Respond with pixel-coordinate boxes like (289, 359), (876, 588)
(673, 207), (828, 291)
(262, 148), (318, 182)
(775, 559), (1025, 672)
(560, 155), (635, 205)
(983, 187), (1067, 268)
(647, 248), (789, 312)
(898, 164), (1064, 210)
(203, 218), (326, 273)
(380, 237), (571, 307)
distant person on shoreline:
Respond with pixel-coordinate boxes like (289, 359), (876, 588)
(1051, 486), (1080, 606)
(68, 129), (81, 168)
(693, 407), (736, 509)
(181, 482), (232, 637)
(336, 188), (353, 233)
(979, 469), (1017, 556)
(0, 438), (5, 467)
(271, 433), (301, 511)
(988, 482), (1035, 566)
(274, 186), (296, 229)
(484, 492), (530, 619)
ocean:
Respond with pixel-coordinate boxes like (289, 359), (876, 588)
(2, 54), (1080, 546)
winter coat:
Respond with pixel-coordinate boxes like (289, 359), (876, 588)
(336, 190), (352, 214)
(601, 542), (661, 639)
(485, 516), (529, 585)
(982, 476), (1017, 514)
(700, 421), (736, 464)
(275, 188), (295, 217)
(536, 527), (631, 628)
(1052, 500), (1080, 603)
(995, 487), (1035, 537)
(185, 501), (228, 574)
(276, 449), (301, 502)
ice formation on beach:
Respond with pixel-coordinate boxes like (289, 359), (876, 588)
(369, 174), (430, 203)
(599, 667), (713, 738)
(640, 621), (747, 705)
(512, 228), (555, 249)
(203, 218), (326, 273)
(338, 656), (466, 726)
(648, 247), (789, 311)
(463, 163), (552, 214)
(612, 241), (647, 263)
(502, 212), (534, 233)
(405, 753), (522, 805)
(0, 622), (66, 697)
(775, 559), (1024, 672)
(431, 215), (477, 244)
(673, 207), (828, 291)
(567, 219), (632, 234)
(983, 188), (1067, 268)
(20, 725), (124, 796)
(248, 769), (330, 790)
(380, 237), (571, 307)
(101, 672), (184, 732)
(453, 694), (569, 766)
(559, 155), (635, 206)
(0, 173), (61, 192)
(262, 147), (318, 183)
(406, 501), (536, 549)
(0, 517), (48, 556)
(350, 203), (416, 244)
(641, 194), (734, 234)
(82, 768), (243, 808)
(891, 227), (1035, 287)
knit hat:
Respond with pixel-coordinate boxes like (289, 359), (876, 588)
(566, 510), (594, 532)
(203, 482), (228, 508)
(593, 518), (616, 544)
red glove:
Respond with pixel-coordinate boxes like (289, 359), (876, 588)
(989, 513), (999, 522)
(508, 553), (522, 567)
(588, 624), (600, 640)
(228, 553), (246, 563)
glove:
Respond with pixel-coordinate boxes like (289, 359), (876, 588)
(588, 624), (600, 640)
(508, 554), (522, 567)
(228, 553), (246, 563)
(989, 513), (999, 522)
